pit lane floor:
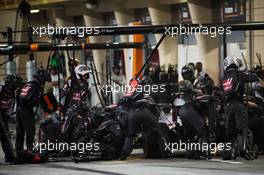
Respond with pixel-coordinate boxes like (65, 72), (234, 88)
(0, 151), (264, 175)
(1, 124), (264, 175)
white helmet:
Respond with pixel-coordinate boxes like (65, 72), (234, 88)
(74, 64), (91, 80)
(223, 56), (242, 71)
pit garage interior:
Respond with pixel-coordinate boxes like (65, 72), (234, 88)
(0, 0), (264, 175)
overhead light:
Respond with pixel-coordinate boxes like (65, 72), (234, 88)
(85, 0), (98, 10)
(30, 9), (40, 14)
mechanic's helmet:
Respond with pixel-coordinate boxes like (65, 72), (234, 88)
(223, 56), (242, 71)
(181, 65), (194, 81)
(33, 67), (51, 84)
(198, 74), (214, 94)
(188, 63), (195, 73)
(179, 80), (193, 93)
(118, 96), (133, 106)
(4, 75), (23, 92)
(75, 64), (91, 80)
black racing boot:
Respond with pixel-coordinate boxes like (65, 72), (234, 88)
(5, 155), (15, 163)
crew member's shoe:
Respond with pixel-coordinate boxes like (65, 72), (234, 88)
(5, 155), (15, 163)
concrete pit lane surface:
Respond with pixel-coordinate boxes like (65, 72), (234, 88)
(0, 151), (264, 175)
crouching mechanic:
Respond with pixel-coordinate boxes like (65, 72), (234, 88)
(0, 75), (22, 163)
(120, 87), (167, 160)
(222, 56), (259, 160)
(16, 67), (51, 155)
